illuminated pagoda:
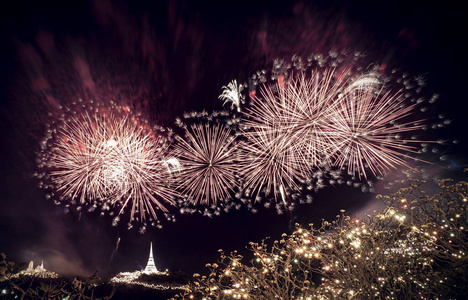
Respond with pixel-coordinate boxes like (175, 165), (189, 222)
(110, 242), (176, 290)
(13, 260), (58, 279)
(143, 242), (158, 274)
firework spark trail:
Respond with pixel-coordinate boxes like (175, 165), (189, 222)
(270, 69), (352, 169)
(39, 104), (177, 226)
(244, 70), (354, 171)
(173, 123), (238, 205)
(239, 69), (351, 200)
(110, 236), (121, 266)
(238, 124), (304, 201)
(330, 84), (426, 178)
(219, 80), (243, 112)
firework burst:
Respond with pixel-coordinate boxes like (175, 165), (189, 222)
(254, 70), (353, 168)
(237, 53), (434, 201)
(330, 77), (426, 178)
(238, 69), (350, 200)
(238, 124), (304, 202)
(172, 122), (239, 205)
(219, 80), (244, 112)
(37, 101), (177, 226)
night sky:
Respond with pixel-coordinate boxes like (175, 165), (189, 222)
(0, 0), (467, 278)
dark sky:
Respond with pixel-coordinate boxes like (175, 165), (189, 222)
(0, 0), (467, 277)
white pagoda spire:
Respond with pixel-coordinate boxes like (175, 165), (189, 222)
(144, 242), (158, 273)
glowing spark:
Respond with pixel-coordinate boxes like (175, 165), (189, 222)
(164, 157), (182, 173)
(106, 139), (118, 148)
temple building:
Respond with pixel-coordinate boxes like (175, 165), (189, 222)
(143, 242), (158, 274)
(13, 261), (58, 279)
(110, 242), (170, 288)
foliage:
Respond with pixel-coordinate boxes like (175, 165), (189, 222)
(175, 178), (468, 299)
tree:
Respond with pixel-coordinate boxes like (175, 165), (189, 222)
(176, 178), (468, 299)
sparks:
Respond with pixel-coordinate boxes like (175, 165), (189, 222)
(172, 123), (239, 205)
(37, 103), (178, 226)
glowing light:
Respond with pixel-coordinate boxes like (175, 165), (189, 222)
(164, 157), (182, 173)
(351, 239), (361, 249)
(106, 139), (118, 148)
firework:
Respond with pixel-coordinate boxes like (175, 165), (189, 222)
(239, 69), (351, 200)
(238, 54), (432, 200)
(219, 80), (244, 112)
(330, 76), (425, 178)
(37, 102), (177, 226)
(172, 122), (239, 205)
(238, 124), (304, 202)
